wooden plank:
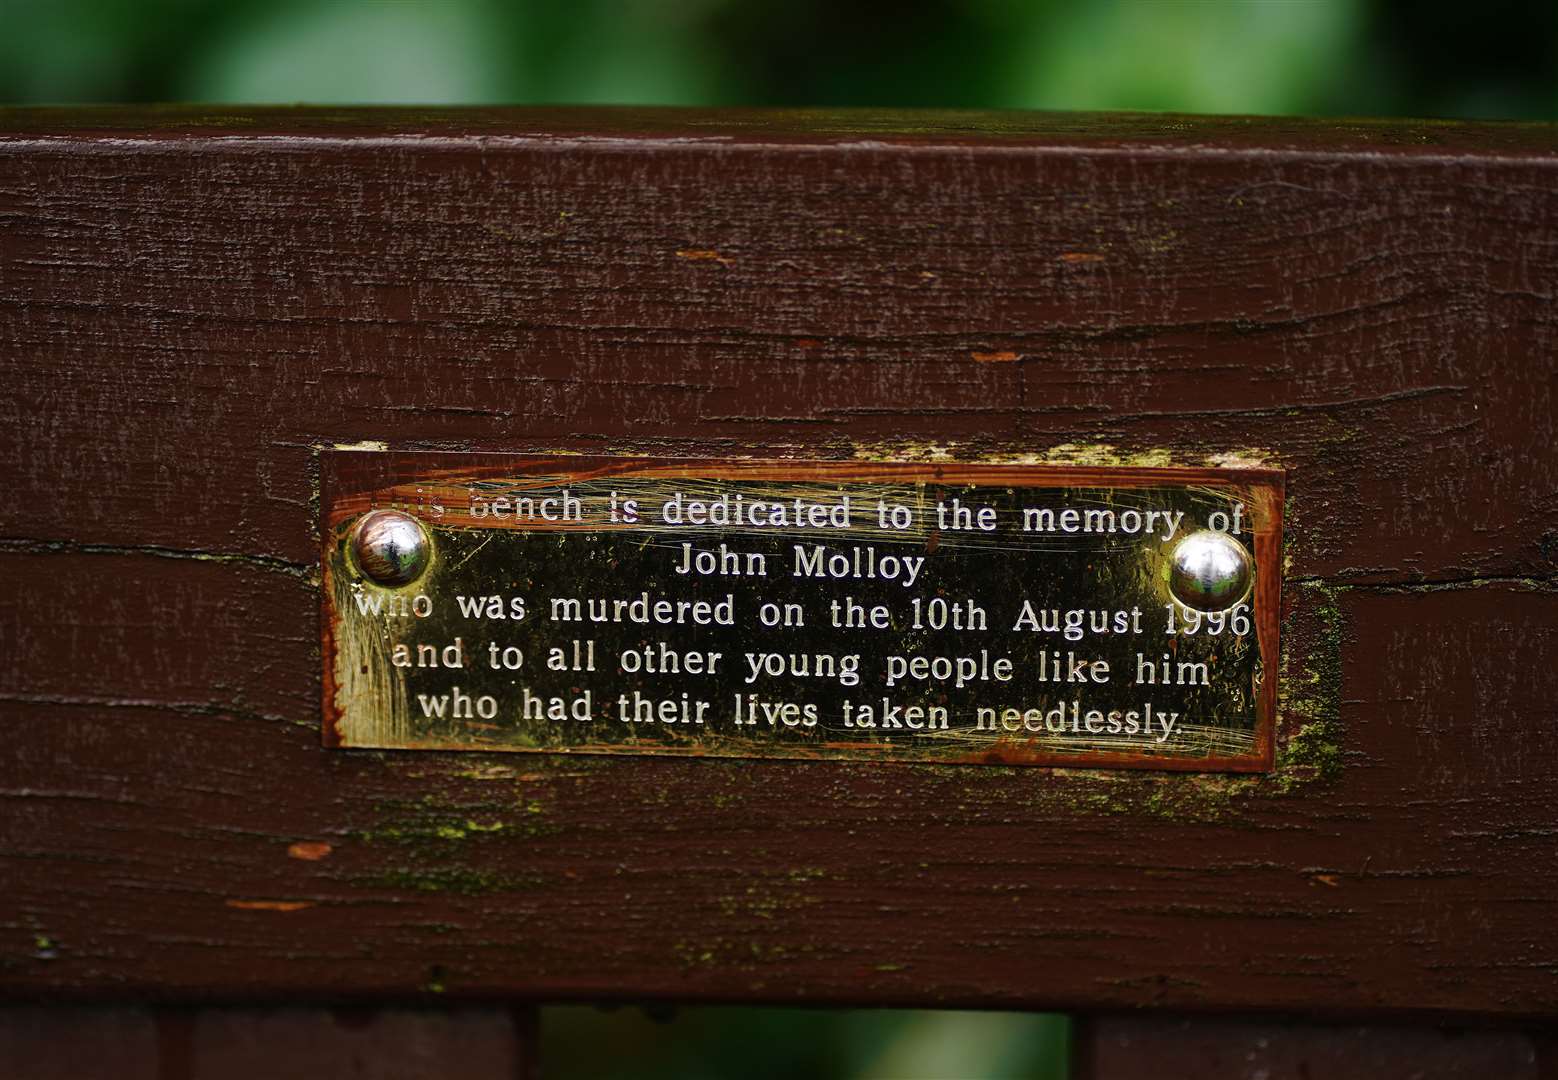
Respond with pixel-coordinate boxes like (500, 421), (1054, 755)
(0, 1007), (536, 1080)
(1075, 1016), (1546, 1079)
(2, 564), (1554, 1014)
(1, 107), (1556, 1017)
(2, 110), (1553, 581)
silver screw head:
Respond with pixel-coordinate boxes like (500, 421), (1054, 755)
(351, 509), (431, 587)
(1168, 529), (1253, 611)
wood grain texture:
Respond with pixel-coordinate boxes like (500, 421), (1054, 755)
(0, 1006), (535, 1080)
(1, 107), (1556, 1018)
(1075, 1016), (1549, 1079)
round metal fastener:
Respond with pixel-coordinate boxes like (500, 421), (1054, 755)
(351, 509), (431, 587)
(1168, 529), (1253, 611)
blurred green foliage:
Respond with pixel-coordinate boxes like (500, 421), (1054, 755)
(0, 0), (1553, 118)
(545, 1005), (1070, 1080)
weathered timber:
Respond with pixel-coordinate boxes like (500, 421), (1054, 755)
(0, 1006), (536, 1079)
(1074, 1015), (1551, 1079)
(0, 107), (1555, 1019)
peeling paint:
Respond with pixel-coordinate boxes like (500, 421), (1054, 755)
(675, 249), (733, 266)
(287, 841), (333, 861)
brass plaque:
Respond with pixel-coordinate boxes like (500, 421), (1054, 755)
(321, 453), (1282, 772)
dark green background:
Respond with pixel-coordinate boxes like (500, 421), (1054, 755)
(7, 1), (1546, 1076)
(2, 0), (1553, 120)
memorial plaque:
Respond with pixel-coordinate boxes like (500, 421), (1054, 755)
(321, 453), (1282, 772)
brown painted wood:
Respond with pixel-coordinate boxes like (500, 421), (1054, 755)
(0, 1006), (536, 1079)
(1074, 1016), (1549, 1079)
(2, 107), (1556, 1019)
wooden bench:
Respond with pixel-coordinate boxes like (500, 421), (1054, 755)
(2, 106), (1555, 1077)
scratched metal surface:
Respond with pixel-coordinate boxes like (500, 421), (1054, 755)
(323, 456), (1282, 769)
